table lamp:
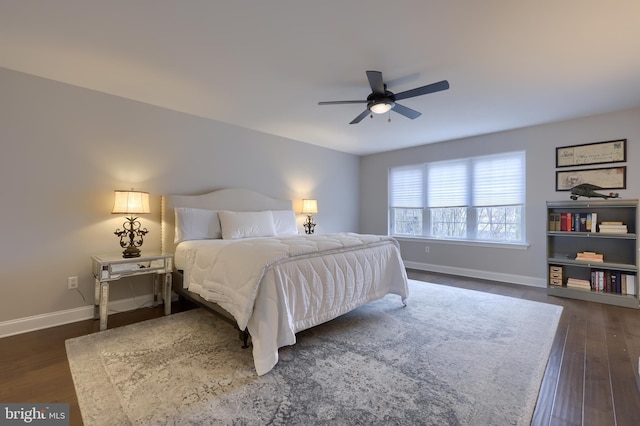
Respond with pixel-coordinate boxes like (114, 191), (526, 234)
(302, 199), (318, 234)
(112, 190), (150, 258)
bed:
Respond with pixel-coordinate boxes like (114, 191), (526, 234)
(161, 188), (409, 375)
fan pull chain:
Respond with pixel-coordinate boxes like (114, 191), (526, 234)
(388, 111), (391, 122)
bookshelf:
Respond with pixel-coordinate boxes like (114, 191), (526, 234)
(546, 199), (639, 309)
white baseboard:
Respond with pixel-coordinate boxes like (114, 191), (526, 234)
(404, 261), (546, 288)
(1, 265), (544, 338)
(0, 294), (157, 338)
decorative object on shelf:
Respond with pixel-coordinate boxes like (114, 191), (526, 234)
(112, 190), (151, 258)
(556, 166), (626, 191)
(556, 139), (626, 168)
(549, 265), (563, 286)
(301, 199), (318, 234)
(569, 183), (619, 200)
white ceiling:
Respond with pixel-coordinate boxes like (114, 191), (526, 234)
(2, 1), (640, 155)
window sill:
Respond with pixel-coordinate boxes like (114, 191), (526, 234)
(392, 236), (530, 250)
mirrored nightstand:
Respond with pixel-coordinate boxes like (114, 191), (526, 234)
(91, 253), (173, 331)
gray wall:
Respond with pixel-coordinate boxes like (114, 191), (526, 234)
(0, 67), (359, 326)
(2, 62), (639, 332)
(360, 108), (640, 286)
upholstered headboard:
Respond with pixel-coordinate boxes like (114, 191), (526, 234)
(161, 188), (293, 254)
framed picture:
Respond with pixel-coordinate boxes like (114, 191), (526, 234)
(556, 139), (626, 168)
(556, 166), (626, 191)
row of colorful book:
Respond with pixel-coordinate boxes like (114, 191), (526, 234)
(589, 270), (636, 295)
(549, 266), (637, 295)
(548, 212), (596, 232)
(548, 212), (628, 233)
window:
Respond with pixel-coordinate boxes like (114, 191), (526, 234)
(389, 151), (525, 243)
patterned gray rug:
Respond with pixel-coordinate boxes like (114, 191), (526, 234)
(66, 280), (562, 425)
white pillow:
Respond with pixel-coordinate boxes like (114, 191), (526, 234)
(270, 210), (298, 236)
(174, 208), (222, 243)
(218, 210), (277, 240)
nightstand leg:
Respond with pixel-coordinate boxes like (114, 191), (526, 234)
(163, 272), (172, 315)
(93, 278), (100, 320)
(152, 274), (160, 307)
(99, 282), (109, 331)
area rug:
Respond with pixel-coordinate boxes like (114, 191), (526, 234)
(66, 279), (562, 425)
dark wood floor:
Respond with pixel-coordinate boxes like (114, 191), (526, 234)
(1, 270), (639, 425)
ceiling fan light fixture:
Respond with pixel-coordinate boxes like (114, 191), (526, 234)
(318, 70), (449, 124)
(369, 100), (394, 114)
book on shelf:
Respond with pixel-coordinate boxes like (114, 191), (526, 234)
(578, 215), (587, 232)
(566, 277), (591, 291)
(598, 222), (628, 233)
(575, 251), (603, 262)
(555, 212), (598, 232)
(591, 270), (603, 291)
(589, 269), (637, 295)
(627, 275), (636, 296)
(548, 213), (561, 231)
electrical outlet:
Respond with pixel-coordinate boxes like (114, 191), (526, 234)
(67, 276), (78, 290)
(425, 246), (430, 253)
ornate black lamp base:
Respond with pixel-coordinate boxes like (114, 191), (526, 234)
(122, 246), (142, 258)
(303, 215), (316, 234)
(114, 216), (148, 259)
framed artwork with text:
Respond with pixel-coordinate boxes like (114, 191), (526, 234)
(556, 166), (626, 191)
(556, 139), (626, 168)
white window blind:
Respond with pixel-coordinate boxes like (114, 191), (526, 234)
(389, 150), (525, 243)
(427, 160), (468, 207)
(473, 152), (525, 206)
(390, 166), (423, 208)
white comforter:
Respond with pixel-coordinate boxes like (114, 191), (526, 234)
(176, 232), (409, 375)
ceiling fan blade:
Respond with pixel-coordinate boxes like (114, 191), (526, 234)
(366, 70), (385, 95)
(394, 80), (450, 101)
(392, 103), (422, 120)
(349, 109), (371, 124)
(318, 100), (367, 105)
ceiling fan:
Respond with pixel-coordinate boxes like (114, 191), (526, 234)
(318, 70), (449, 124)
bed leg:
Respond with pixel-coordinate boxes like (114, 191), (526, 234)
(178, 295), (187, 311)
(239, 329), (250, 349)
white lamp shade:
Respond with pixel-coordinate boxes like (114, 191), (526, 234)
(301, 199), (318, 215)
(111, 190), (151, 215)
